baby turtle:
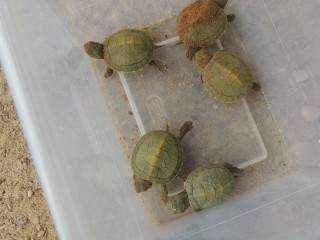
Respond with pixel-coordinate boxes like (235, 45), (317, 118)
(195, 49), (261, 103)
(131, 121), (193, 203)
(172, 163), (242, 214)
(84, 29), (168, 78)
(176, 0), (235, 60)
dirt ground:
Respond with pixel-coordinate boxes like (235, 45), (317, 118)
(0, 65), (58, 239)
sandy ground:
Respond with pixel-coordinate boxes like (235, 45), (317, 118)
(0, 65), (58, 239)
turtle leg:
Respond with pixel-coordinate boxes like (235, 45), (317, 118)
(186, 46), (202, 61)
(149, 59), (168, 73)
(172, 190), (190, 214)
(227, 14), (236, 22)
(104, 67), (114, 78)
(223, 163), (243, 174)
(133, 175), (152, 193)
(178, 121), (194, 142)
(160, 184), (168, 204)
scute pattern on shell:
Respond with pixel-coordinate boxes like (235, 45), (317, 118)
(202, 51), (253, 103)
(131, 130), (182, 184)
(176, 0), (227, 47)
(185, 165), (234, 211)
(104, 29), (154, 72)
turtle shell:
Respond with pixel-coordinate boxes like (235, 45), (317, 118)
(131, 130), (182, 184)
(202, 51), (253, 103)
(104, 29), (154, 73)
(185, 165), (234, 211)
(176, 0), (227, 47)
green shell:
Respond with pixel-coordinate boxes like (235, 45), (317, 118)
(185, 165), (234, 211)
(202, 51), (253, 103)
(104, 29), (154, 73)
(131, 130), (182, 184)
(176, 0), (227, 47)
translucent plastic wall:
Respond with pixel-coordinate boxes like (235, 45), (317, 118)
(1, 0), (320, 239)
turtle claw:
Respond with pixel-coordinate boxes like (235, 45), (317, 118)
(252, 82), (262, 92)
(186, 51), (195, 61)
(104, 67), (113, 78)
(170, 40), (183, 48)
(227, 14), (235, 22)
(165, 119), (169, 131)
(213, 0), (228, 9)
(162, 196), (169, 204)
(159, 62), (168, 73)
(150, 60), (168, 73)
(223, 163), (243, 174)
(161, 184), (168, 204)
(186, 46), (202, 61)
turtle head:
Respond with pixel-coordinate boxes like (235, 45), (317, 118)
(133, 175), (152, 193)
(212, 0), (228, 9)
(84, 41), (104, 59)
(195, 49), (212, 68)
(172, 191), (190, 214)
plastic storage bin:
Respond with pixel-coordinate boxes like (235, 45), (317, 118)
(1, 0), (320, 239)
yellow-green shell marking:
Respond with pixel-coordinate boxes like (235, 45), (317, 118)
(202, 51), (253, 103)
(104, 29), (154, 73)
(131, 130), (182, 184)
(176, 0), (227, 47)
(185, 165), (234, 211)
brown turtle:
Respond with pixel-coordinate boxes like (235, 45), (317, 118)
(176, 0), (235, 60)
